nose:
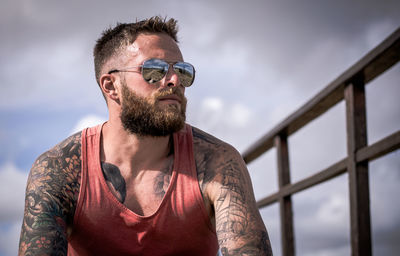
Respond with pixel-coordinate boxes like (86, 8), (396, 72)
(164, 64), (180, 88)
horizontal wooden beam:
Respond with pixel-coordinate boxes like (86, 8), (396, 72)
(256, 158), (347, 209)
(281, 159), (347, 197)
(357, 130), (400, 162)
(243, 27), (400, 164)
(256, 192), (279, 209)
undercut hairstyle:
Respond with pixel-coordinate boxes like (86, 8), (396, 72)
(93, 16), (179, 86)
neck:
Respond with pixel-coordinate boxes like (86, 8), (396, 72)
(101, 120), (173, 173)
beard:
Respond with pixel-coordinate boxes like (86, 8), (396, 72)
(120, 81), (187, 137)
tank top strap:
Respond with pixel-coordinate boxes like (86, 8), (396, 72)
(72, 123), (103, 229)
(173, 124), (195, 177)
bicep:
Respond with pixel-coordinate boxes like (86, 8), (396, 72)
(210, 150), (272, 255)
(19, 164), (69, 255)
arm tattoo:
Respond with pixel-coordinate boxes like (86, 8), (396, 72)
(215, 160), (248, 241)
(216, 160), (272, 255)
(192, 127), (273, 256)
(19, 132), (82, 256)
(101, 162), (127, 203)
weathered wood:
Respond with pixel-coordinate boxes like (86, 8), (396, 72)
(256, 158), (347, 208)
(282, 158), (347, 197)
(243, 27), (400, 164)
(275, 135), (295, 256)
(345, 78), (371, 256)
(256, 192), (280, 208)
(357, 130), (400, 162)
(276, 135), (291, 188)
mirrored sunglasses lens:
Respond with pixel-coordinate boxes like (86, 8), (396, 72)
(173, 62), (195, 87)
(142, 59), (168, 83)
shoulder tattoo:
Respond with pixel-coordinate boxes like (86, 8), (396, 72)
(192, 127), (226, 190)
(19, 132), (82, 255)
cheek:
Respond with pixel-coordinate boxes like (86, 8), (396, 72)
(129, 84), (154, 99)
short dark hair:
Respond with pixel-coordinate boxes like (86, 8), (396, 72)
(93, 16), (179, 86)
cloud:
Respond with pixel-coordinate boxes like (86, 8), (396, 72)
(369, 153), (400, 230)
(317, 193), (346, 218)
(71, 114), (107, 134)
(229, 103), (253, 127)
(365, 19), (400, 49)
(0, 222), (21, 256)
(193, 97), (224, 131)
(303, 246), (350, 256)
(0, 35), (95, 110)
(188, 97), (255, 148)
(0, 162), (27, 222)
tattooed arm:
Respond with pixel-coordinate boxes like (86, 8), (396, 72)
(193, 127), (272, 256)
(19, 132), (82, 256)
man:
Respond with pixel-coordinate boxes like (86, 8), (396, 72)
(19, 16), (272, 255)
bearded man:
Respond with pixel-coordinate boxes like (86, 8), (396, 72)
(19, 16), (273, 256)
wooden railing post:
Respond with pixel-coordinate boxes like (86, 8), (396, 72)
(345, 77), (372, 256)
(275, 134), (295, 256)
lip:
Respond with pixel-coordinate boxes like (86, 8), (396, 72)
(157, 94), (182, 104)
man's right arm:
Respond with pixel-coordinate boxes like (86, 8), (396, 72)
(19, 132), (82, 256)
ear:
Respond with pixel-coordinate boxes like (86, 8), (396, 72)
(99, 73), (120, 102)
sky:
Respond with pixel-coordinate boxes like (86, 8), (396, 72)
(1, 0), (399, 255)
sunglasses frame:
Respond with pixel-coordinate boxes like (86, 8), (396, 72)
(107, 58), (195, 87)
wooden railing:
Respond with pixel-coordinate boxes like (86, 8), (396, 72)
(242, 28), (400, 256)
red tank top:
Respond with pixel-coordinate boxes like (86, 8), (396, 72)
(67, 123), (219, 255)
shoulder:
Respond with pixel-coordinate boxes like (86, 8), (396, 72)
(191, 126), (246, 189)
(31, 131), (82, 183)
(35, 131), (82, 166)
(27, 131), (82, 218)
(192, 126), (241, 159)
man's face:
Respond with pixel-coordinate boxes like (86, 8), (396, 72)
(120, 78), (187, 136)
(116, 33), (188, 136)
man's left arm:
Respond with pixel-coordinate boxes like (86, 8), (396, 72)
(192, 128), (272, 255)
(193, 128), (272, 256)
(211, 146), (273, 255)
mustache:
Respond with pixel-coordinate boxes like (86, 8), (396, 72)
(155, 87), (185, 100)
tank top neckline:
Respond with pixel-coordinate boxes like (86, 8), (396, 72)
(92, 122), (180, 219)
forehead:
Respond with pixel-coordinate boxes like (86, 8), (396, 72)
(126, 33), (183, 63)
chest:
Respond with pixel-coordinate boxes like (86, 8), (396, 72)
(125, 170), (173, 216)
(101, 160), (173, 216)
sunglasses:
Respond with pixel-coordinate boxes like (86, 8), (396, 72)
(108, 58), (195, 87)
